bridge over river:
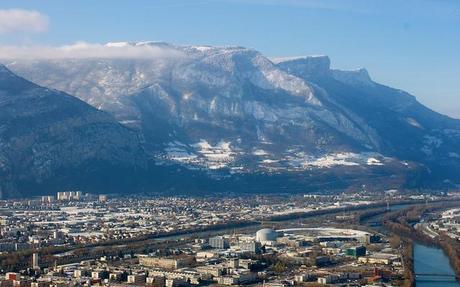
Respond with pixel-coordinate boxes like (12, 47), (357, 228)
(414, 244), (460, 286)
(415, 273), (460, 281)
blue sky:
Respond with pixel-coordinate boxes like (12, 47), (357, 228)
(0, 0), (459, 118)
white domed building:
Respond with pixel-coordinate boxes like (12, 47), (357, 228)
(256, 228), (278, 244)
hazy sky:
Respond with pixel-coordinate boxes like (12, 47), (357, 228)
(0, 0), (459, 118)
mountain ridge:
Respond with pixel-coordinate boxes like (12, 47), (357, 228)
(0, 64), (149, 198)
(1, 42), (459, 196)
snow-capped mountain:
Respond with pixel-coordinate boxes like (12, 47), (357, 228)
(2, 42), (460, 188)
(275, 56), (460, 181)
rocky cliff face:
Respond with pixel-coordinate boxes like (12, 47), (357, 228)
(3, 42), (460, 188)
(275, 56), (460, 182)
(0, 65), (147, 198)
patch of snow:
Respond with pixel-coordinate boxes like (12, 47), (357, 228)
(305, 153), (361, 168)
(192, 140), (213, 150)
(270, 55), (327, 64)
(182, 92), (192, 101)
(262, 159), (279, 164)
(192, 45), (213, 52)
(283, 152), (389, 169)
(253, 149), (269, 156)
(367, 157), (383, 166)
(192, 140), (236, 169)
(119, 120), (140, 125)
(406, 117), (423, 129)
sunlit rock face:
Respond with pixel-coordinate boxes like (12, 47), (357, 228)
(2, 42), (460, 184)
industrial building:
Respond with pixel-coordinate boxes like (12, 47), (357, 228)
(255, 228), (278, 244)
(346, 246), (367, 257)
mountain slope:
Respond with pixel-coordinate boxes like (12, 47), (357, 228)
(3, 42), (459, 186)
(0, 65), (147, 198)
(275, 56), (460, 182)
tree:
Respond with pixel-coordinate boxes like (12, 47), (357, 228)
(272, 261), (286, 274)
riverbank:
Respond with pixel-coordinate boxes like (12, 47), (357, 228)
(380, 203), (460, 285)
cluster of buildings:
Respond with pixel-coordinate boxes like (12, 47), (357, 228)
(0, 191), (406, 252)
(417, 207), (460, 240)
(1, 191), (455, 286)
(0, 225), (405, 286)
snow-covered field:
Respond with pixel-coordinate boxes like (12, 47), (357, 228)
(162, 140), (392, 172)
(164, 140), (236, 170)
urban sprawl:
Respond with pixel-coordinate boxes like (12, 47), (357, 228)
(1, 190), (459, 287)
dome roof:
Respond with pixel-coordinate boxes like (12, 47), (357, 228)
(257, 228), (276, 234)
(256, 228), (278, 242)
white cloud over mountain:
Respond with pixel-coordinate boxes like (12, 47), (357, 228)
(0, 9), (49, 34)
(0, 42), (184, 59)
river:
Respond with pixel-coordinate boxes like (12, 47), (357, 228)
(360, 204), (460, 286)
(414, 243), (460, 286)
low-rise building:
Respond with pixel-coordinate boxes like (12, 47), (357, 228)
(139, 256), (195, 269)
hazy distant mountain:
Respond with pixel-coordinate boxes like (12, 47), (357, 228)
(0, 64), (147, 198)
(2, 42), (459, 195)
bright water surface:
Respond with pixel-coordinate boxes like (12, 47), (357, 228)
(414, 243), (460, 287)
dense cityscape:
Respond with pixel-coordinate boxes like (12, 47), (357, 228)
(1, 190), (459, 286)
